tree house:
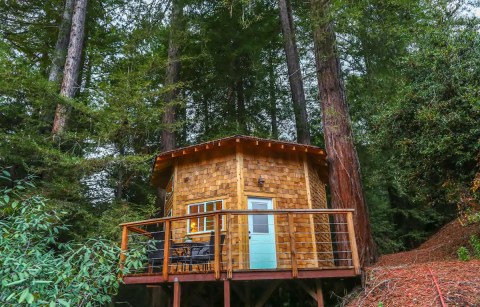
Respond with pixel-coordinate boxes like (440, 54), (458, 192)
(119, 135), (360, 306)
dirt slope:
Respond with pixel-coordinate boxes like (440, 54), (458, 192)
(346, 220), (480, 306)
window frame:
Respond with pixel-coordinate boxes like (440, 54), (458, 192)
(187, 200), (225, 234)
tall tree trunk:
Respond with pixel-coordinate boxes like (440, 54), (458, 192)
(152, 2), (183, 305)
(236, 77), (246, 133)
(234, 56), (247, 134)
(52, 0), (88, 136)
(161, 0), (183, 152)
(48, 0), (75, 84)
(268, 52), (278, 139)
(311, 0), (376, 267)
(40, 0), (75, 134)
(277, 0), (311, 144)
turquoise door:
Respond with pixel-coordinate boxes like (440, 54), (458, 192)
(248, 197), (277, 269)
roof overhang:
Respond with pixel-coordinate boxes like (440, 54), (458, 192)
(151, 135), (328, 187)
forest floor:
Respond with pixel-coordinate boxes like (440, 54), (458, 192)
(345, 219), (480, 306)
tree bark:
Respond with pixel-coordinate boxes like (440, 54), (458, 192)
(311, 0), (377, 267)
(234, 56), (247, 134)
(278, 0), (311, 144)
(161, 0), (183, 152)
(52, 0), (87, 136)
(48, 0), (75, 84)
(268, 52), (278, 139)
(152, 3), (183, 305)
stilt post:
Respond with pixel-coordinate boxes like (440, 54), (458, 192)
(224, 279), (231, 307)
(173, 278), (181, 307)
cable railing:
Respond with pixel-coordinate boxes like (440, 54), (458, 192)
(119, 209), (360, 281)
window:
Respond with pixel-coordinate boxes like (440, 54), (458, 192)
(187, 200), (224, 233)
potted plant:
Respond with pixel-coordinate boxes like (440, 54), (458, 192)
(184, 235), (193, 243)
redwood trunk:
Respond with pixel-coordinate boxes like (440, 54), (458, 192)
(152, 3), (183, 304)
(268, 52), (278, 139)
(52, 0), (87, 136)
(278, 0), (311, 144)
(161, 0), (183, 152)
(48, 0), (75, 84)
(311, 0), (376, 267)
(234, 56), (247, 134)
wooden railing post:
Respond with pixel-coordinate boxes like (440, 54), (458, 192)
(227, 213), (233, 279)
(163, 221), (171, 282)
(346, 212), (360, 275)
(214, 214), (221, 280)
(119, 226), (128, 275)
(287, 213), (298, 278)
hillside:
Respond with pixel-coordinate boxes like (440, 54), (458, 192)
(346, 220), (480, 306)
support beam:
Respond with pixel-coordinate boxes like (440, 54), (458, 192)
(315, 280), (324, 307)
(254, 281), (281, 307)
(287, 213), (298, 278)
(173, 279), (181, 307)
(224, 280), (231, 307)
(296, 280), (317, 301)
(214, 214), (221, 280)
(346, 212), (360, 275)
(163, 221), (171, 282)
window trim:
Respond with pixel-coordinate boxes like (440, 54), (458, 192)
(187, 200), (225, 234)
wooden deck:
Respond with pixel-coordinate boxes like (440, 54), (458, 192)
(119, 209), (360, 285)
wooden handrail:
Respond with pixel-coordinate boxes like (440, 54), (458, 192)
(120, 208), (355, 227)
(119, 210), (362, 278)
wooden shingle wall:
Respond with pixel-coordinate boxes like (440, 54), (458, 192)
(171, 146), (238, 267)
(166, 144), (331, 271)
(242, 146), (318, 269)
(308, 162), (334, 267)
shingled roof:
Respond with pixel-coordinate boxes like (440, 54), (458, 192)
(151, 135), (327, 187)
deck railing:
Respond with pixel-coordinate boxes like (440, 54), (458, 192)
(119, 209), (360, 281)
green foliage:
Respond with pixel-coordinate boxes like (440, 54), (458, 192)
(343, 1), (480, 252)
(457, 246), (470, 261)
(0, 174), (122, 306)
(469, 235), (480, 259)
(0, 0), (479, 268)
(456, 235), (480, 261)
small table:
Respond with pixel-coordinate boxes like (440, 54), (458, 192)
(174, 241), (208, 271)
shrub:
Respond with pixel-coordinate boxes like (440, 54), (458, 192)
(457, 246), (470, 261)
(469, 235), (480, 259)
(0, 172), (122, 306)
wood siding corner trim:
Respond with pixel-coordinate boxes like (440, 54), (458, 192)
(172, 160), (178, 216)
(236, 142), (246, 269)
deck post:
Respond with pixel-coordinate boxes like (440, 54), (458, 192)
(173, 278), (181, 307)
(287, 213), (298, 278)
(224, 279), (231, 307)
(119, 226), (128, 274)
(227, 213), (233, 279)
(163, 221), (171, 282)
(214, 214), (221, 280)
(315, 280), (324, 307)
(346, 212), (360, 274)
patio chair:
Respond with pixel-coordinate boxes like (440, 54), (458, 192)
(147, 229), (183, 272)
(190, 231), (226, 271)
